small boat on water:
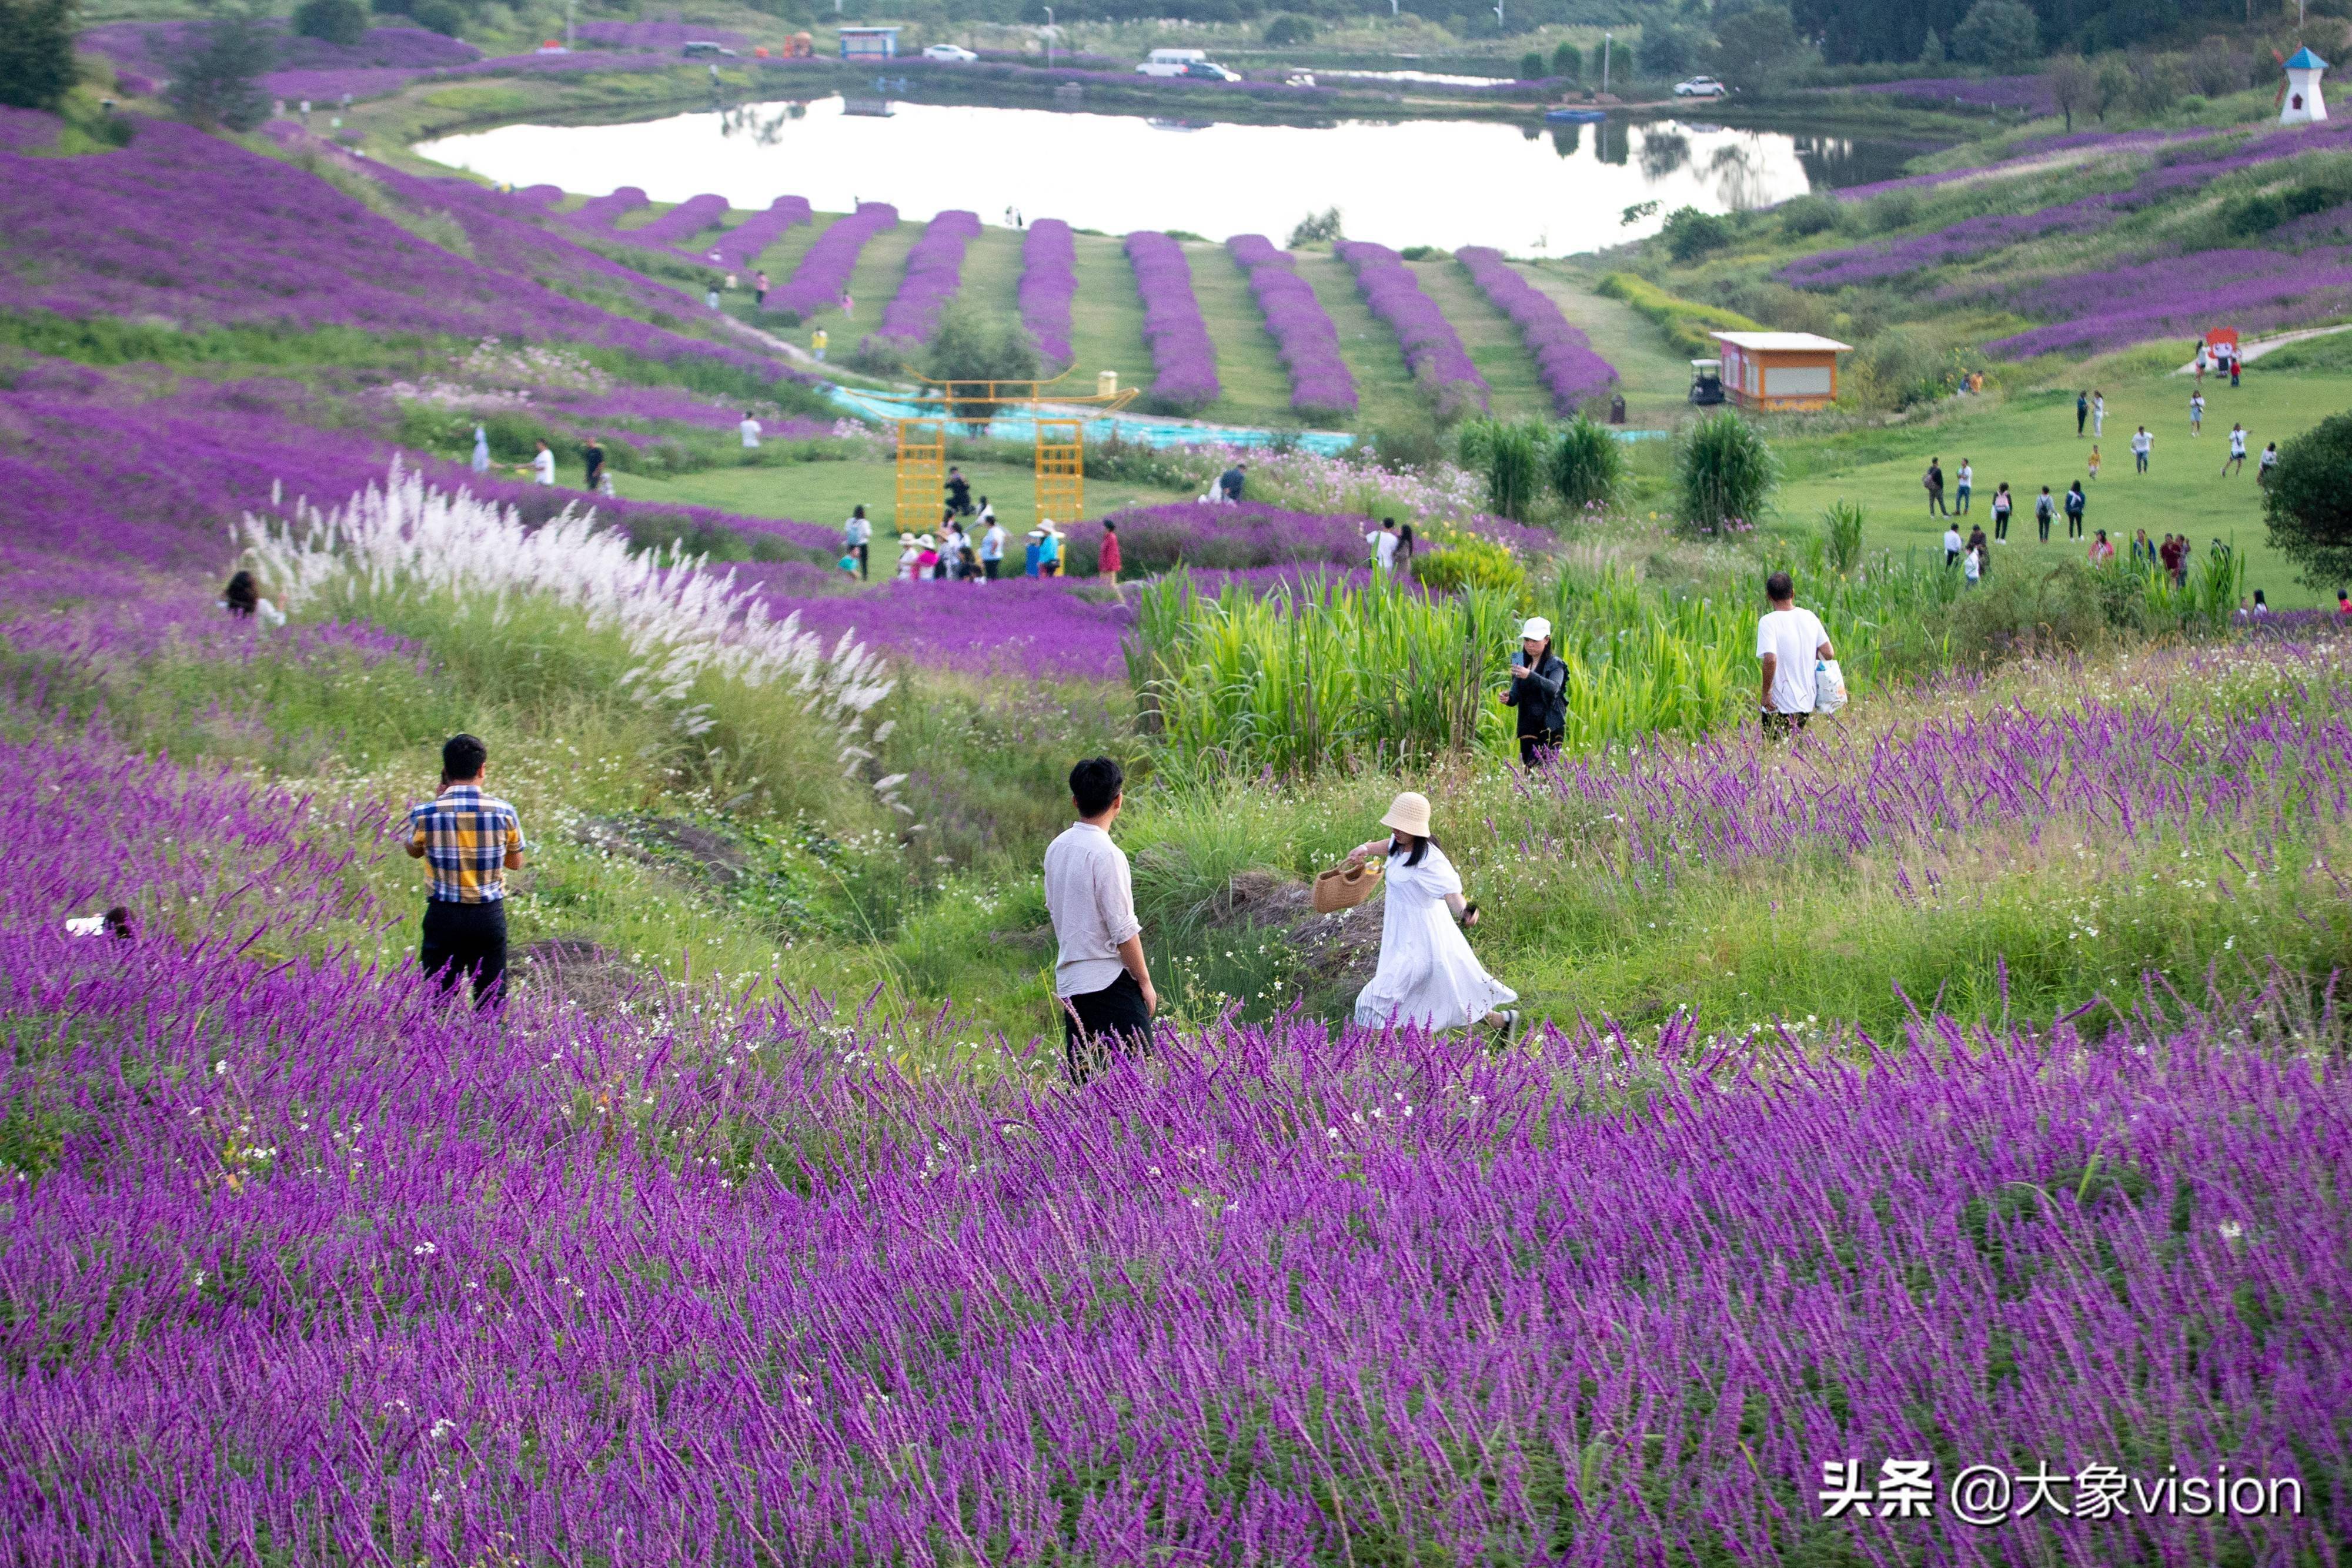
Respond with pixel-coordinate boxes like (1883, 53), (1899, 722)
(1544, 106), (1608, 123)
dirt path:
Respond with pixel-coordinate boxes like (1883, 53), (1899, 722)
(2173, 323), (2352, 373)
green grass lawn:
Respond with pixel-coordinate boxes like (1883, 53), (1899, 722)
(612, 454), (1191, 537)
(1064, 236), (1155, 400)
(1414, 257), (1556, 423)
(1528, 259), (1697, 429)
(1776, 365), (2352, 607)
(1184, 239), (1299, 430)
(957, 225), (1027, 321)
(1297, 252), (1429, 434)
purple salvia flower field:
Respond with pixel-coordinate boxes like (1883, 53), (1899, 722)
(1019, 219), (1077, 367)
(569, 184), (652, 230)
(1336, 239), (1487, 410)
(774, 202), (899, 319)
(1456, 246), (1616, 412)
(0, 779), (2343, 1560)
(1227, 234), (1358, 419)
(706, 195), (813, 268)
(1983, 248), (2352, 358)
(620, 192), (731, 249)
(572, 19), (750, 49)
(757, 575), (1138, 678)
(1124, 231), (1222, 413)
(866, 209), (982, 355)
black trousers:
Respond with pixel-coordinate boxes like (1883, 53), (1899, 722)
(1761, 710), (1810, 740)
(1519, 729), (1563, 768)
(854, 543), (868, 580)
(1063, 971), (1151, 1084)
(420, 900), (507, 1008)
(984, 558), (1000, 579)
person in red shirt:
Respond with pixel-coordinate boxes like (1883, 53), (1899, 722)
(1097, 520), (1122, 579)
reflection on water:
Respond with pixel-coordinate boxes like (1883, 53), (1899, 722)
(1792, 133), (1928, 190)
(417, 99), (1923, 256)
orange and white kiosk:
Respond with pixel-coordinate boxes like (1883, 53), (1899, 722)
(1712, 331), (1852, 412)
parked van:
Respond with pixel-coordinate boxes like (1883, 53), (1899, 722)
(1135, 46), (1208, 76)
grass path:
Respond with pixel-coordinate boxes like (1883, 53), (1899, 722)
(1064, 236), (1154, 402)
(1295, 252), (1427, 434)
(958, 225), (1027, 323)
(1184, 240), (1297, 430)
(1521, 260), (1693, 426)
(839, 218), (919, 356)
(1413, 259), (1553, 423)
(1775, 365), (2352, 607)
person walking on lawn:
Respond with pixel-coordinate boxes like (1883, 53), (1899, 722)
(1944, 521), (1963, 567)
(1990, 483), (2012, 542)
(1923, 457), (1947, 517)
(1096, 519), (1121, 579)
(2076, 390), (2089, 437)
(1756, 570), (1833, 740)
(2035, 485), (2056, 543)
(2092, 390), (2105, 439)
(1044, 757), (1157, 1084)
(2132, 425), (2153, 474)
(2259, 440), (2279, 486)
(406, 734), (526, 1010)
(2064, 480), (2086, 541)
(2223, 423), (2249, 476)
(2190, 390), (2205, 437)
(1955, 458), (1972, 513)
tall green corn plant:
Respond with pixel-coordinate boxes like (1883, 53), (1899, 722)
(1675, 411), (1779, 533)
(2190, 543), (2246, 633)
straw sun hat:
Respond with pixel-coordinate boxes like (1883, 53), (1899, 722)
(1379, 791), (1432, 837)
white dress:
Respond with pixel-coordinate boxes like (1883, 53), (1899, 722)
(1352, 846), (1516, 1030)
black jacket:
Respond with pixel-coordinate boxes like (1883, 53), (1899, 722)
(1504, 651), (1569, 736)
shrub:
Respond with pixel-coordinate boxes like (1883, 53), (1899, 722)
(1262, 13), (1316, 45)
(1866, 189), (1919, 232)
(1411, 536), (1526, 597)
(2222, 192), (2287, 237)
(1847, 326), (1984, 411)
(1366, 419), (1445, 473)
(2263, 410), (2352, 589)
(1548, 414), (1625, 509)
(1638, 23), (1692, 76)
(1397, 245), (1448, 261)
(407, 0), (465, 37)
(1954, 559), (2107, 666)
(165, 11), (275, 132)
(1820, 500), (1866, 574)
(1552, 41), (1581, 81)
(923, 302), (1041, 424)
(1286, 206), (1343, 248)
(1951, 0), (2039, 71)
(1779, 194), (1842, 238)
(293, 0), (369, 47)
(1711, 4), (1806, 95)
(0, 0), (76, 112)
(1675, 411), (1778, 532)
(1521, 51), (1547, 80)
(1457, 417), (1546, 521)
(1661, 206), (1732, 262)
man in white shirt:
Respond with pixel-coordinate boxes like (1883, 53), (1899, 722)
(739, 412), (762, 449)
(2222, 423), (2248, 476)
(1366, 517), (1401, 573)
(980, 516), (1007, 580)
(520, 439), (554, 486)
(1756, 570), (1833, 739)
(1943, 523), (1963, 567)
(1043, 757), (1156, 1083)
(2132, 425), (2153, 474)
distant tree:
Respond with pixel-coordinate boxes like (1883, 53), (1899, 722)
(1551, 39), (1581, 80)
(2093, 56), (2132, 121)
(166, 8), (274, 131)
(2263, 412), (2352, 590)
(2046, 52), (2093, 132)
(1261, 13), (1315, 46)
(1712, 4), (1808, 95)
(1917, 28), (1945, 64)
(1638, 24), (1692, 78)
(926, 303), (1041, 426)
(406, 0), (466, 38)
(1951, 0), (2038, 70)
(1287, 205), (1343, 247)
(1660, 205), (1732, 261)
(0, 0), (78, 112)
(1521, 49), (1547, 79)
(294, 0), (369, 47)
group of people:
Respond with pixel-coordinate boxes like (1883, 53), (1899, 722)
(838, 466), (1101, 583)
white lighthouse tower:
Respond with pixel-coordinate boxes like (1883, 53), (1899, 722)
(2283, 46), (2328, 125)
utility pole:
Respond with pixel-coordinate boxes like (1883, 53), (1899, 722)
(1602, 31), (1611, 93)
(565, 0), (574, 51)
(1043, 6), (1053, 68)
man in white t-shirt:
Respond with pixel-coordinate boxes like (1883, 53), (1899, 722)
(519, 439), (555, 486)
(1366, 517), (1401, 573)
(2132, 425), (2153, 474)
(739, 412), (762, 449)
(1943, 523), (1963, 567)
(1755, 570), (1833, 739)
(980, 517), (1007, 579)
(1044, 756), (1155, 1084)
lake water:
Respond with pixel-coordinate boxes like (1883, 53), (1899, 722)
(416, 99), (1920, 255)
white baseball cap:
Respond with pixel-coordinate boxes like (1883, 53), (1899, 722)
(1519, 617), (1552, 641)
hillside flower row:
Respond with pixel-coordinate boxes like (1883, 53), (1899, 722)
(868, 209), (981, 355)
(1337, 239), (1486, 411)
(1124, 230), (1222, 414)
(1228, 235), (1357, 420)
(1456, 246), (1616, 413)
(1018, 219), (1078, 367)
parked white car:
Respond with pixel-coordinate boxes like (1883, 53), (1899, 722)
(1673, 75), (1728, 98)
(922, 44), (978, 62)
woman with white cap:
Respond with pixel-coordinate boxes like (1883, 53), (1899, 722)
(1502, 617), (1568, 768)
(895, 532), (920, 581)
(1346, 791), (1519, 1035)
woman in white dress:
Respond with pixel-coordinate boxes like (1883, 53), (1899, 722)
(1348, 791), (1519, 1035)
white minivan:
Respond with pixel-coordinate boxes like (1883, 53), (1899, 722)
(1135, 47), (1208, 77)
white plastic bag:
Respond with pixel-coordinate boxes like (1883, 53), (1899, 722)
(1814, 658), (1847, 716)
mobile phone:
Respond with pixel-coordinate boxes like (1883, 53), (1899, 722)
(1511, 650), (1525, 668)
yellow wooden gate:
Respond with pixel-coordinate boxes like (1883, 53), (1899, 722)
(1034, 418), (1083, 527)
(893, 419), (945, 534)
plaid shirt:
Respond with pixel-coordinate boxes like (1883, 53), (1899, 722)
(407, 785), (526, 904)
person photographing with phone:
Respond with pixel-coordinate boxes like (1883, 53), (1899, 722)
(1501, 616), (1567, 768)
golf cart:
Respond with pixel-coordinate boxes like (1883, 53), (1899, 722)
(1689, 359), (1725, 406)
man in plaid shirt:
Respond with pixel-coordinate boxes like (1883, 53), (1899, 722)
(406, 734), (526, 1007)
